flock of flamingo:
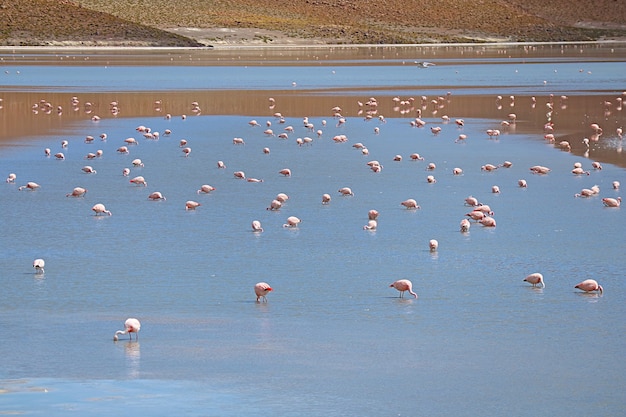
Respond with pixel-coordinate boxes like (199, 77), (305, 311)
(7, 87), (623, 341)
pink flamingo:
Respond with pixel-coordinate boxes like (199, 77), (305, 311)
(279, 168), (292, 177)
(55, 152), (65, 160)
(117, 146), (129, 154)
(92, 203), (111, 216)
(524, 273), (545, 288)
(460, 218), (471, 232)
(602, 197), (621, 207)
(251, 220), (263, 232)
(276, 193), (289, 202)
(130, 176), (147, 186)
(82, 166), (97, 174)
(18, 182), (40, 191)
(479, 216), (496, 227)
(410, 153), (424, 161)
(185, 201), (201, 210)
(429, 239), (438, 251)
(113, 318), (141, 341)
(283, 216), (301, 228)
(267, 199), (282, 211)
(197, 184), (216, 194)
(575, 279), (603, 294)
(217, 160), (226, 169)
(255, 282), (273, 302)
(401, 199), (420, 209)
(492, 185), (500, 193)
(464, 196), (480, 206)
(234, 171), (246, 180)
(66, 187), (87, 197)
(182, 147), (191, 157)
(389, 279), (418, 298)
(33, 258), (45, 274)
(122, 168), (131, 177)
(322, 194), (331, 204)
(132, 159), (144, 167)
(6, 173), (16, 183)
(148, 191), (166, 201)
(368, 209), (379, 220)
(518, 179), (528, 188)
(338, 187), (354, 196)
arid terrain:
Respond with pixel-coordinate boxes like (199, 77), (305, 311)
(1, 0), (626, 46)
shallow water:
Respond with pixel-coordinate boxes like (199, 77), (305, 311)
(1, 44), (625, 416)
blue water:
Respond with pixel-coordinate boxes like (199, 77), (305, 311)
(1, 45), (625, 416)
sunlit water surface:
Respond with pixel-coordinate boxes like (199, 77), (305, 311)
(1, 44), (625, 416)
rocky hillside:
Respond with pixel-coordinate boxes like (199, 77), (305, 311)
(1, 0), (625, 46)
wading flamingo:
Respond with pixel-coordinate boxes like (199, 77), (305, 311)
(524, 273), (545, 288)
(363, 220), (377, 230)
(251, 220), (263, 232)
(460, 218), (471, 232)
(113, 318), (141, 341)
(197, 184), (216, 194)
(283, 216), (301, 228)
(129, 176), (147, 186)
(389, 279), (418, 298)
(148, 191), (166, 201)
(401, 199), (420, 209)
(429, 239), (438, 251)
(575, 279), (603, 294)
(322, 194), (331, 204)
(185, 201), (201, 210)
(18, 182), (40, 191)
(338, 187), (354, 196)
(33, 258), (45, 273)
(92, 203), (112, 216)
(66, 187), (87, 197)
(602, 197), (621, 207)
(254, 282), (272, 302)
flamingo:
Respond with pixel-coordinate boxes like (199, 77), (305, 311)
(18, 182), (40, 191)
(54, 152), (65, 160)
(429, 239), (438, 251)
(148, 191), (166, 201)
(276, 193), (289, 202)
(389, 279), (418, 298)
(401, 199), (420, 209)
(197, 184), (216, 194)
(338, 187), (354, 196)
(368, 209), (379, 220)
(479, 216), (496, 227)
(481, 164), (498, 172)
(524, 273), (545, 288)
(234, 171), (246, 180)
(592, 161), (603, 170)
(613, 181), (620, 190)
(6, 173), (16, 183)
(518, 179), (528, 188)
(132, 159), (144, 167)
(572, 167), (590, 175)
(92, 203), (111, 216)
(233, 137), (245, 145)
(217, 160), (226, 169)
(122, 168), (131, 177)
(251, 220), (263, 232)
(602, 197), (621, 207)
(575, 279), (603, 294)
(279, 168), (291, 177)
(117, 146), (129, 154)
(322, 194), (331, 204)
(410, 153), (424, 161)
(254, 282), (273, 302)
(66, 187), (87, 197)
(464, 196), (480, 207)
(530, 165), (551, 174)
(263, 147), (270, 154)
(466, 210), (485, 221)
(185, 201), (201, 210)
(182, 147), (192, 157)
(283, 216), (301, 227)
(82, 166), (97, 174)
(427, 175), (436, 183)
(113, 318), (141, 341)
(130, 176), (147, 186)
(33, 258), (45, 273)
(426, 162), (436, 171)
(492, 185), (500, 193)
(267, 199), (282, 211)
(460, 218), (471, 232)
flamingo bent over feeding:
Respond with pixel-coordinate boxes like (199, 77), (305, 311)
(524, 272), (545, 288)
(113, 318), (141, 341)
(255, 282), (272, 302)
(389, 279), (418, 298)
